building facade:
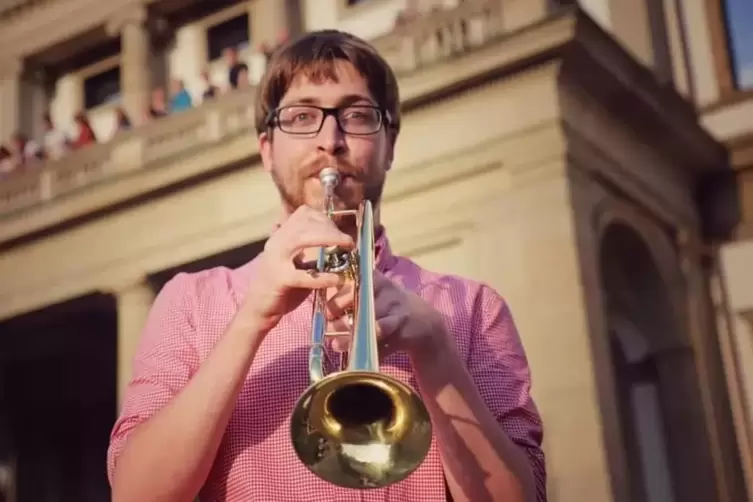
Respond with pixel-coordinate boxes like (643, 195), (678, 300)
(0, 0), (751, 501)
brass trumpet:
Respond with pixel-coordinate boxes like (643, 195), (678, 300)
(290, 167), (433, 489)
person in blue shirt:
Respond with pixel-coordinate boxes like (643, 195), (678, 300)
(169, 78), (193, 113)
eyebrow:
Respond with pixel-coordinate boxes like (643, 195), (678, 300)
(280, 93), (376, 107)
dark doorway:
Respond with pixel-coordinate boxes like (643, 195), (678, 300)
(0, 293), (117, 502)
(599, 222), (717, 502)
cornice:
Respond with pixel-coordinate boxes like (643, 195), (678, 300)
(554, 7), (728, 176)
(105, 2), (147, 36)
(728, 131), (753, 169)
(0, 57), (23, 80)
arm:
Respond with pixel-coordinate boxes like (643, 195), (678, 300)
(108, 274), (268, 502)
(410, 286), (546, 502)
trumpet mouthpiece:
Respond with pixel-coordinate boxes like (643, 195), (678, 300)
(319, 167), (341, 188)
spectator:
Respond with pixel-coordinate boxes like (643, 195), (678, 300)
(235, 66), (250, 90)
(148, 87), (168, 119)
(41, 113), (70, 161)
(169, 78), (193, 112)
(259, 30), (289, 65)
(10, 132), (42, 167)
(223, 46), (248, 90)
(395, 0), (421, 26)
(259, 42), (275, 64)
(0, 145), (13, 177)
(200, 70), (218, 101)
(114, 107), (132, 132)
(71, 112), (96, 149)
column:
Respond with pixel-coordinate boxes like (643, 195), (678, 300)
(469, 164), (614, 502)
(112, 278), (156, 408)
(0, 58), (22, 142)
(107, 5), (151, 125)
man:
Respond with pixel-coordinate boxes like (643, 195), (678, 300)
(224, 46), (249, 90)
(107, 30), (546, 502)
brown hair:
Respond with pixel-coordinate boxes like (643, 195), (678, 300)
(254, 29), (401, 137)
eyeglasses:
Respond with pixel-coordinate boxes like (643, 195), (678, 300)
(267, 105), (391, 135)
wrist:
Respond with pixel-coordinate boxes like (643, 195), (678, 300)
(408, 324), (456, 369)
(228, 305), (275, 349)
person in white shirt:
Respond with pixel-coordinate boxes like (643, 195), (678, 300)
(41, 113), (70, 161)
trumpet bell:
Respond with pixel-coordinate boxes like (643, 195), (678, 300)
(290, 370), (433, 489)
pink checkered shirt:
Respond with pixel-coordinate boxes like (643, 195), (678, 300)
(108, 230), (546, 502)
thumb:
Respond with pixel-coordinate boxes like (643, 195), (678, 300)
(376, 314), (403, 341)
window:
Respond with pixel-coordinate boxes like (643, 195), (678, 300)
(722, 0), (753, 90)
(207, 14), (250, 61)
(83, 66), (121, 109)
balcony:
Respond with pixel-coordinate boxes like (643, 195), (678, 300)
(0, 0), (511, 236)
(0, 0), (720, 250)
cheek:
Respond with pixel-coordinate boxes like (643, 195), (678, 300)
(272, 139), (306, 172)
(349, 138), (382, 168)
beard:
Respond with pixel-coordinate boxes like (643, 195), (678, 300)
(270, 162), (386, 217)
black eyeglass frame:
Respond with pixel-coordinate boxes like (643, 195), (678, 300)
(265, 104), (395, 136)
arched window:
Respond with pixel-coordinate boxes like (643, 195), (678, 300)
(599, 223), (718, 502)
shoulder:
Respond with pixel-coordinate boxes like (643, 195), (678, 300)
(390, 255), (506, 316)
(153, 262), (249, 314)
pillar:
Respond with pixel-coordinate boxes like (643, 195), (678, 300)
(0, 57), (22, 142)
(107, 5), (151, 125)
(469, 163), (614, 502)
(112, 278), (156, 408)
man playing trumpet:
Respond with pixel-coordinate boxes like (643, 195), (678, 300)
(107, 29), (546, 502)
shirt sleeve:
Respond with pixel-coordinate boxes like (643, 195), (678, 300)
(467, 284), (547, 502)
(106, 272), (200, 484)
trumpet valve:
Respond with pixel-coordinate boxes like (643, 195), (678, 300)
(324, 246), (351, 274)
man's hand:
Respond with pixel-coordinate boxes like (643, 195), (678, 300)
(326, 270), (450, 358)
(240, 205), (354, 333)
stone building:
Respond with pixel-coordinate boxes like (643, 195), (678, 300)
(0, 0), (751, 501)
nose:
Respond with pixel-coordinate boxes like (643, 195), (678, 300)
(316, 114), (346, 156)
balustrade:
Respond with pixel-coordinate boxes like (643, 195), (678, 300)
(0, 0), (505, 218)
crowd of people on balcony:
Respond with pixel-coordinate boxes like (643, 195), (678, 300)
(0, 0), (466, 184)
(0, 37), (284, 182)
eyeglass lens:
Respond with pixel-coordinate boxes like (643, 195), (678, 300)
(276, 106), (383, 134)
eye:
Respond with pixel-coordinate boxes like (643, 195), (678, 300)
(292, 112), (314, 123)
(279, 107), (321, 127)
(342, 108), (377, 123)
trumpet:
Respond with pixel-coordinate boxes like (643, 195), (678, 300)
(290, 167), (433, 489)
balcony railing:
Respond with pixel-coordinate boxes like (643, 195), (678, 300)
(0, 0), (504, 219)
(372, 0), (502, 74)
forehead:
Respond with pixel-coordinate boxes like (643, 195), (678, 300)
(279, 60), (375, 106)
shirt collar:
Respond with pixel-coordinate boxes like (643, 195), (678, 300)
(373, 225), (395, 273)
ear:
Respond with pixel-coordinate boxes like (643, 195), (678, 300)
(259, 130), (273, 173)
(384, 130), (397, 172)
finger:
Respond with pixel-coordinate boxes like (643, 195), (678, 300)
(331, 335), (350, 353)
(374, 292), (402, 319)
(326, 282), (355, 320)
(331, 315), (402, 358)
(376, 314), (405, 342)
(292, 252), (317, 271)
(373, 272), (404, 301)
(327, 316), (351, 333)
(286, 269), (345, 290)
(283, 226), (355, 257)
(332, 335), (397, 359)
